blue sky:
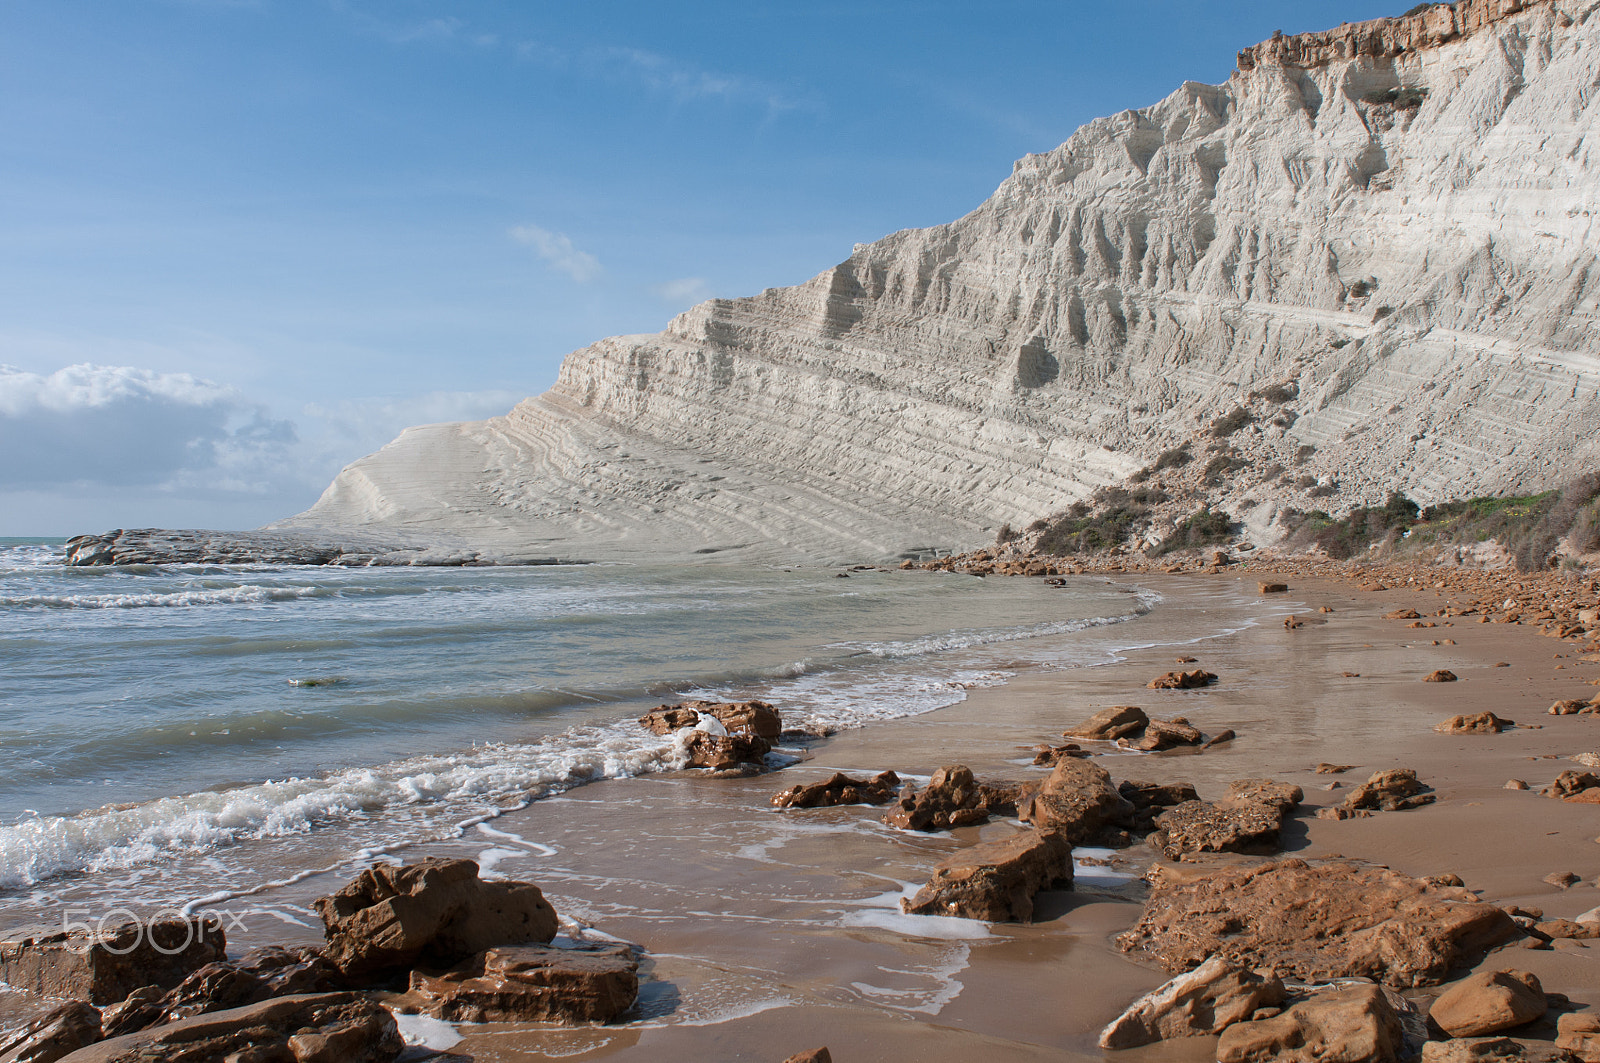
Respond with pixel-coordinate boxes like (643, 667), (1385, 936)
(0, 0), (1402, 535)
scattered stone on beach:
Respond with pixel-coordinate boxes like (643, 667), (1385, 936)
(1507, 780), (1530, 790)
(1317, 763), (1358, 774)
(1543, 871), (1581, 889)
(1116, 858), (1519, 986)
(1533, 919), (1600, 940)
(900, 829), (1072, 922)
(400, 944), (639, 1025)
(771, 771), (900, 809)
(1436, 712), (1513, 735)
(1148, 669), (1218, 690)
(1135, 717), (1207, 752)
(1321, 606), (1336, 613)
(0, 916), (225, 1005)
(1017, 758), (1134, 844)
(1284, 615), (1305, 629)
(1346, 768), (1434, 812)
(1098, 954), (1287, 1049)
(1556, 1013), (1600, 1060)
(314, 858), (558, 979)
(881, 765), (1020, 831)
(1258, 582), (1288, 594)
(1031, 742), (1091, 765)
(1574, 754), (1600, 769)
(1343, 671), (1363, 677)
(59, 992), (402, 1063)
(1542, 772), (1600, 803)
(1426, 670), (1460, 683)
(1065, 705), (1148, 741)
(1428, 970), (1547, 1038)
(106, 946), (350, 1033)
(639, 699), (782, 770)
(781, 1049), (833, 1063)
(1217, 984), (1406, 1063)
(1175, 655), (1198, 663)
(1386, 609), (1423, 620)
(1118, 780), (1200, 810)
(1203, 729), (1238, 749)
(1548, 699), (1599, 716)
(0, 1001), (101, 1063)
(1148, 779), (1303, 859)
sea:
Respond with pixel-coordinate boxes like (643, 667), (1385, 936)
(0, 537), (1175, 929)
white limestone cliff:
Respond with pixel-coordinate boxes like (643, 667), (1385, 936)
(279, 0), (1600, 563)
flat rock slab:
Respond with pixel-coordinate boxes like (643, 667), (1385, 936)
(1218, 984), (1405, 1063)
(1116, 858), (1519, 987)
(901, 830), (1072, 922)
(404, 944), (640, 1025)
(57, 993), (401, 1063)
(1098, 954), (1286, 1049)
(0, 918), (225, 1005)
(772, 771), (900, 808)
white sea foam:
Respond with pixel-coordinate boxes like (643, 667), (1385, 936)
(0, 585), (327, 610)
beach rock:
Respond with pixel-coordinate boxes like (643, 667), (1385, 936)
(780, 1050), (833, 1063)
(1543, 871), (1580, 889)
(1098, 954), (1286, 1049)
(881, 765), (1020, 831)
(1426, 670), (1460, 683)
(1117, 858), (1519, 986)
(402, 944), (639, 1025)
(638, 705), (702, 733)
(1065, 705), (1148, 740)
(1547, 700), (1592, 716)
(1543, 772), (1600, 802)
(1387, 609), (1424, 620)
(235, 945), (347, 998)
(1217, 984), (1405, 1063)
(1149, 779), (1303, 858)
(1148, 669), (1218, 690)
(1203, 729), (1237, 748)
(1317, 763), (1358, 774)
(1429, 970), (1547, 1037)
(1346, 768), (1434, 812)
(1507, 780), (1531, 790)
(1284, 615), (1305, 629)
(1136, 718), (1206, 752)
(314, 858), (558, 979)
(681, 729), (771, 770)
(1556, 1012), (1600, 1061)
(1436, 712), (1512, 735)
(56, 992), (401, 1063)
(0, 1002), (101, 1063)
(0, 917), (225, 1005)
(1018, 759), (1134, 843)
(900, 829), (1072, 922)
(1118, 780), (1200, 809)
(772, 771), (900, 808)
(1422, 1037), (1581, 1062)
(1259, 583), (1288, 594)
(96, 989), (166, 1040)
(639, 700), (781, 739)
(1030, 742), (1090, 765)
(1535, 920), (1600, 940)
(158, 962), (265, 1022)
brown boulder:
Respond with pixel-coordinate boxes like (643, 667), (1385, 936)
(1426, 670), (1460, 683)
(1259, 582), (1289, 594)
(1429, 970), (1547, 1038)
(1150, 779), (1304, 859)
(882, 765), (1020, 831)
(900, 829), (1072, 922)
(1148, 669), (1218, 690)
(1017, 759), (1134, 844)
(781, 1050), (833, 1063)
(1030, 742), (1090, 765)
(1217, 984), (1405, 1063)
(57, 993), (400, 1063)
(314, 858), (558, 979)
(1533, 919), (1600, 940)
(403, 944), (639, 1025)
(0, 917), (225, 1006)
(1557, 1012), (1600, 1061)
(772, 771), (900, 809)
(638, 699), (780, 739)
(1347, 768), (1434, 812)
(1437, 713), (1512, 735)
(0, 1002), (101, 1063)
(1066, 705), (1148, 740)
(1386, 608), (1423, 620)
(1543, 771), (1600, 802)
(1118, 780), (1200, 809)
(1136, 718), (1206, 752)
(680, 730), (771, 771)
(1098, 955), (1286, 1049)
(1116, 859), (1519, 986)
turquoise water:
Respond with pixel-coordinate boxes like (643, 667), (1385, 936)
(0, 541), (1153, 899)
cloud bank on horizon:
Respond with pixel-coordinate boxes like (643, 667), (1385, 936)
(0, 0), (1403, 536)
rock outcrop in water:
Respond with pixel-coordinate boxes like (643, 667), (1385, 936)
(83, 0), (1600, 564)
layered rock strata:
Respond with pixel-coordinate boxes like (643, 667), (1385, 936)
(254, 0), (1600, 563)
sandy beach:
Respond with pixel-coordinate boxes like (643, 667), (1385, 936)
(140, 567), (1596, 1062)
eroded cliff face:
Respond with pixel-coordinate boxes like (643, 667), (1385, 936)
(283, 0), (1600, 562)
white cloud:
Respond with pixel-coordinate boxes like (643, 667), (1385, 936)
(510, 225), (603, 283)
(652, 277), (713, 307)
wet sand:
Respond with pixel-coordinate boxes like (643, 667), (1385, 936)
(172, 569), (1596, 1062)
